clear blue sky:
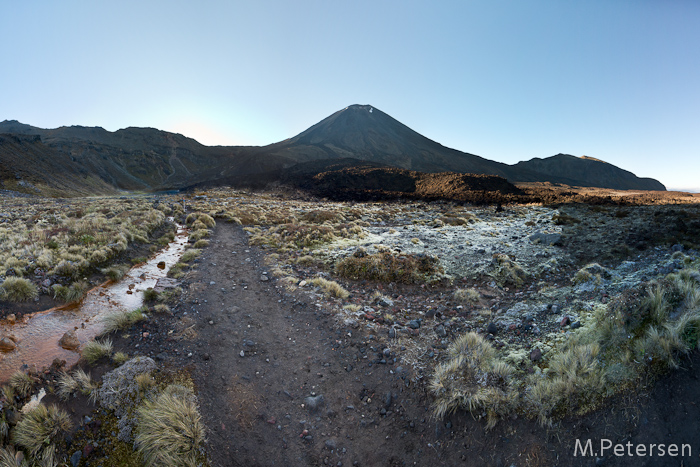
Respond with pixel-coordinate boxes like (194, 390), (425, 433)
(2, 1), (699, 191)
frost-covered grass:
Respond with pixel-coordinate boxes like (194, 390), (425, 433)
(0, 196), (178, 303)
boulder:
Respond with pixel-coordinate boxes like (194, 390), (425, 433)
(59, 330), (80, 350)
(0, 336), (16, 352)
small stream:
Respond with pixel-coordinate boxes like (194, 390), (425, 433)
(0, 224), (189, 381)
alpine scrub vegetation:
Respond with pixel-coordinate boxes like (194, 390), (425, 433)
(431, 267), (700, 428)
(0, 195), (174, 304)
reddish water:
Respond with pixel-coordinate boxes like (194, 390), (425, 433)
(0, 225), (188, 381)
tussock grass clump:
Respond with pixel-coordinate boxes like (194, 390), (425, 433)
(552, 211), (580, 225)
(432, 269), (700, 429)
(102, 308), (146, 333)
(300, 210), (345, 224)
(12, 404), (72, 459)
(82, 338), (113, 364)
(526, 341), (606, 426)
(185, 212), (216, 228)
(0, 277), (38, 302)
(57, 368), (96, 400)
(152, 304), (170, 314)
(491, 254), (528, 288)
(167, 262), (187, 278)
(309, 277), (350, 299)
(8, 371), (33, 398)
(112, 351), (129, 365)
(336, 250), (441, 284)
(0, 446), (24, 466)
(143, 287), (160, 302)
(454, 288), (480, 304)
(52, 280), (88, 303)
(180, 249), (201, 263)
(250, 223), (336, 249)
(134, 384), (206, 467)
(192, 239), (209, 248)
(295, 255), (317, 266)
(572, 269), (593, 285)
(430, 333), (517, 429)
(102, 263), (130, 281)
(188, 229), (210, 242)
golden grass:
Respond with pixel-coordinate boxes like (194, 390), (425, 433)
(453, 288), (480, 304)
(309, 277), (350, 299)
(134, 384), (205, 467)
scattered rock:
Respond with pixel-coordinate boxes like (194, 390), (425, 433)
(59, 330), (80, 350)
(486, 322), (498, 335)
(384, 392), (393, 408)
(560, 316), (571, 327)
(571, 321), (582, 329)
(375, 296), (394, 307)
(70, 451), (82, 467)
(260, 275), (269, 282)
(408, 319), (422, 329)
(305, 394), (325, 413)
(434, 324), (447, 338)
(0, 336), (16, 352)
(530, 348), (542, 362)
(324, 439), (337, 450)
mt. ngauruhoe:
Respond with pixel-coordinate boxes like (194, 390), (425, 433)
(0, 104), (665, 196)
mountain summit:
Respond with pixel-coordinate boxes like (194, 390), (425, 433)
(260, 105), (665, 191)
(264, 104), (515, 176)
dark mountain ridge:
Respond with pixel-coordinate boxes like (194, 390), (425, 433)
(0, 106), (666, 195)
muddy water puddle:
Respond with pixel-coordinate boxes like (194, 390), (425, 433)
(0, 225), (189, 381)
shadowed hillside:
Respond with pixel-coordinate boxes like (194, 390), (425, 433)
(0, 106), (666, 195)
(0, 134), (116, 196)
